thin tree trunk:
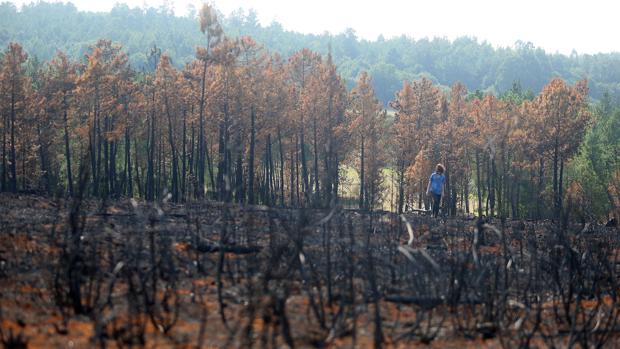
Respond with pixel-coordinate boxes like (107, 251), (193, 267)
(181, 109), (187, 202)
(489, 156), (496, 217)
(217, 123), (225, 201)
(103, 119), (110, 197)
(558, 156), (564, 221)
(146, 90), (156, 201)
(90, 111), (98, 196)
(497, 151), (504, 219)
(278, 128), (285, 207)
(206, 139), (216, 199)
(61, 105), (73, 196)
(111, 138), (118, 197)
(234, 130), (244, 204)
(21, 144), (26, 190)
(89, 118), (96, 196)
(511, 169), (518, 219)
(313, 115), (320, 206)
(333, 153), (340, 203)
(165, 97), (179, 202)
(553, 141), (559, 219)
(157, 131), (162, 199)
(2, 112), (7, 191)
(96, 108), (102, 197)
(359, 136), (365, 210)
(397, 159), (405, 214)
(134, 140), (143, 198)
(475, 150), (483, 217)
(189, 121), (194, 199)
(290, 139), (295, 206)
(197, 59), (208, 199)
(268, 134), (276, 205)
(295, 135), (300, 206)
(300, 118), (309, 206)
(262, 142), (268, 204)
(537, 158), (544, 220)
(248, 106), (256, 204)
(465, 174), (470, 214)
(125, 125), (133, 197)
(419, 179), (424, 210)
(9, 83), (17, 192)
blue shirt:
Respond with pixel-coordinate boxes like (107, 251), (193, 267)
(429, 172), (445, 195)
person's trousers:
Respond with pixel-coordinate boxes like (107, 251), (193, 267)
(431, 193), (441, 217)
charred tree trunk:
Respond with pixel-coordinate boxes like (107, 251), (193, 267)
(124, 124), (133, 197)
(1, 112), (7, 192)
(165, 98), (179, 202)
(475, 149), (483, 217)
(133, 140), (143, 198)
(300, 128), (309, 206)
(497, 151), (504, 219)
(217, 121), (226, 202)
(248, 107), (256, 205)
(181, 109), (187, 201)
(290, 138), (296, 207)
(397, 159), (405, 214)
(110, 138), (118, 197)
(537, 158), (544, 219)
(323, 148), (331, 207)
(333, 153), (340, 203)
(419, 179), (424, 210)
(188, 121), (194, 199)
(465, 173), (470, 214)
(103, 119), (110, 198)
(359, 136), (365, 210)
(197, 59), (208, 199)
(451, 182), (457, 216)
(558, 156), (564, 222)
(20, 143), (26, 190)
(157, 130), (162, 199)
(63, 104), (74, 196)
(553, 141), (559, 220)
(278, 128), (285, 207)
(268, 134), (276, 206)
(489, 156), (496, 217)
(313, 115), (320, 206)
(146, 90), (156, 201)
(9, 83), (17, 192)
(234, 130), (244, 204)
(262, 142), (269, 204)
(206, 139), (216, 199)
(512, 169), (521, 219)
(90, 111), (98, 197)
(96, 108), (103, 197)
(295, 135), (300, 206)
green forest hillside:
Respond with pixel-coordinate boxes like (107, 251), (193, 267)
(2, 1), (620, 104)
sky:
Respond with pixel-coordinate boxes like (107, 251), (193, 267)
(7, 0), (620, 55)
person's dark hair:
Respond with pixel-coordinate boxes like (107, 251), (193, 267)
(436, 164), (444, 174)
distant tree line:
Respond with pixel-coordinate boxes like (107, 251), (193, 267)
(0, 3), (618, 221)
(1, 1), (620, 105)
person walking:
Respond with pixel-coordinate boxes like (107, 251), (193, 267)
(426, 164), (446, 218)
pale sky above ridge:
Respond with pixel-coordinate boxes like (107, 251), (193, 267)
(7, 0), (620, 55)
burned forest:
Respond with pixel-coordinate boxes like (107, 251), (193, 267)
(1, 2), (620, 349)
